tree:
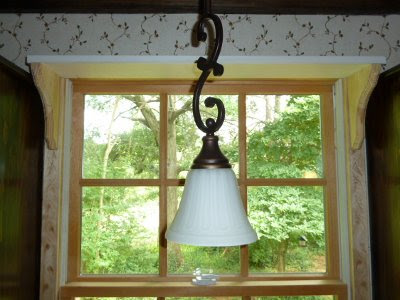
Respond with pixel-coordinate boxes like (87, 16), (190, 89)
(80, 93), (325, 276)
(247, 95), (325, 272)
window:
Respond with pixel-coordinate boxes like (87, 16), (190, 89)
(65, 80), (344, 299)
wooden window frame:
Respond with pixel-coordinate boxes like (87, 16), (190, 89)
(64, 79), (346, 299)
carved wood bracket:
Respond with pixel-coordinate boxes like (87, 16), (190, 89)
(345, 64), (381, 150)
(30, 63), (65, 150)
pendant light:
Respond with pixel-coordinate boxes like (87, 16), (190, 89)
(165, 0), (258, 247)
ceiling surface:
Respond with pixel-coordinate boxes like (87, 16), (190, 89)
(1, 0), (399, 14)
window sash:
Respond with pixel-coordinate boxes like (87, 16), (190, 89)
(68, 80), (339, 284)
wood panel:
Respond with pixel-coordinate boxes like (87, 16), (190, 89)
(366, 64), (400, 300)
(59, 280), (348, 298)
(31, 63), (66, 150)
(0, 56), (44, 300)
(345, 64), (380, 150)
(63, 79), (344, 299)
(1, 0), (399, 14)
(349, 144), (372, 300)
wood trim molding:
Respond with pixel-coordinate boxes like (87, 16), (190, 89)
(345, 65), (378, 298)
(2, 0), (400, 15)
(343, 76), (373, 300)
(31, 63), (65, 150)
(345, 64), (381, 150)
(40, 149), (63, 300)
(36, 66), (67, 299)
(60, 280), (348, 299)
(348, 143), (372, 300)
(33, 67), (380, 299)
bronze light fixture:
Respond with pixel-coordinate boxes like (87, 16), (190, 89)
(165, 0), (258, 247)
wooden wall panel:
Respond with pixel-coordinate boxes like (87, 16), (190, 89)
(0, 0), (399, 14)
(0, 56), (44, 300)
(366, 65), (400, 300)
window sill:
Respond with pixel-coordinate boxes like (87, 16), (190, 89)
(60, 279), (347, 298)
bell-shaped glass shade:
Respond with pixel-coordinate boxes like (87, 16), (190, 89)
(166, 168), (258, 246)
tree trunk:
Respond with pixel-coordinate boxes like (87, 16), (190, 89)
(124, 95), (160, 146)
(265, 95), (273, 122)
(167, 96), (184, 266)
(99, 97), (120, 212)
(274, 95), (283, 118)
(276, 239), (289, 272)
(97, 96), (120, 272)
(123, 95), (191, 269)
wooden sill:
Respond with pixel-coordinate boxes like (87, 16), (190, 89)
(60, 279), (347, 298)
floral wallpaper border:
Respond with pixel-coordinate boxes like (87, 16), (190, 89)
(0, 13), (399, 71)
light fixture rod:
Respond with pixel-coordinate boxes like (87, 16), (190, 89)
(192, 0), (225, 136)
(165, 0), (259, 246)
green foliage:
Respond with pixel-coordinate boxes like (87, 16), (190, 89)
(168, 245), (240, 274)
(249, 186), (324, 242)
(247, 95), (326, 272)
(248, 95), (323, 177)
(255, 296), (333, 300)
(110, 128), (159, 178)
(81, 187), (159, 274)
(80, 93), (327, 277)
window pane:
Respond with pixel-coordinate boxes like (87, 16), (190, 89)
(167, 298), (241, 300)
(81, 187), (159, 274)
(83, 95), (160, 179)
(248, 186), (326, 273)
(167, 187), (240, 274)
(77, 298), (156, 300)
(246, 95), (323, 179)
(252, 297), (334, 300)
(168, 95), (239, 179)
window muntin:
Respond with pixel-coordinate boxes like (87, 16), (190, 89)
(68, 80), (340, 298)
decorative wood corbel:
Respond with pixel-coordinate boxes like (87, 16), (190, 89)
(345, 64), (381, 150)
(30, 63), (65, 150)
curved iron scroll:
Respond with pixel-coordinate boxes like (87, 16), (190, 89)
(192, 12), (225, 135)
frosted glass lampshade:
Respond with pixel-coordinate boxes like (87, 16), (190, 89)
(165, 168), (258, 246)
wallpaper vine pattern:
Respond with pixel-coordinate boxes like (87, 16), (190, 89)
(0, 13), (399, 71)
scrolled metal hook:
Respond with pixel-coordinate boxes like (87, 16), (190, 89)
(192, 11), (225, 135)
